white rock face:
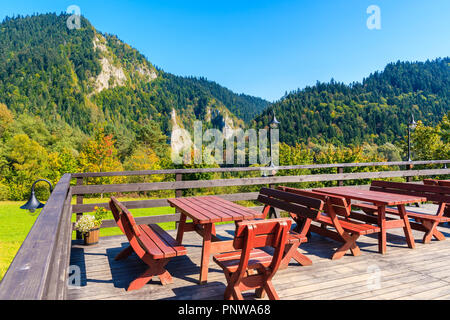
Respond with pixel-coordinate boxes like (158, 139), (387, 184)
(135, 65), (157, 81)
(223, 113), (235, 140)
(170, 109), (193, 164)
(90, 34), (157, 94)
(95, 57), (127, 93)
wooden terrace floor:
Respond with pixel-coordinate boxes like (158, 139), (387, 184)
(68, 204), (450, 300)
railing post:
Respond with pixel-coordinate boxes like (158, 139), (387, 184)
(175, 173), (183, 228)
(406, 164), (413, 182)
(338, 167), (344, 186)
(76, 177), (84, 240)
(268, 178), (281, 219)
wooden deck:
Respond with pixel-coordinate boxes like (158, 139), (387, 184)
(68, 204), (450, 300)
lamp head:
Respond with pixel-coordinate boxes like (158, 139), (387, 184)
(270, 112), (280, 128)
(20, 179), (53, 213)
(20, 189), (45, 213)
(409, 114), (417, 129)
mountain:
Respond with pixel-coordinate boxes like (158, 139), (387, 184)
(253, 58), (450, 146)
(1, 13), (448, 150)
(0, 13), (269, 139)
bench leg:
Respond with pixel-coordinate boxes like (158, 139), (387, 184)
(397, 205), (415, 249)
(332, 233), (360, 260)
(254, 278), (280, 300)
(176, 213), (187, 244)
(279, 242), (312, 269)
(127, 258), (172, 291)
(199, 223), (213, 284)
(262, 280), (279, 300)
(377, 206), (387, 254)
(421, 220), (445, 243)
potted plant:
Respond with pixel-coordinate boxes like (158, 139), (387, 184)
(75, 206), (107, 245)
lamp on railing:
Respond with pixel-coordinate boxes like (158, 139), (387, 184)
(269, 111), (280, 176)
(20, 179), (54, 213)
(407, 114), (417, 162)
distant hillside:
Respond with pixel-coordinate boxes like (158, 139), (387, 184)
(253, 58), (450, 146)
(0, 13), (269, 138)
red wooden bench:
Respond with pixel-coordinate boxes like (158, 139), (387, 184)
(109, 197), (187, 291)
(424, 179), (450, 187)
(257, 187), (325, 268)
(278, 186), (380, 260)
(424, 179), (450, 217)
(353, 181), (450, 243)
(213, 218), (291, 300)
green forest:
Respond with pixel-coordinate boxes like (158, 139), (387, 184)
(254, 58), (450, 146)
(0, 13), (449, 201)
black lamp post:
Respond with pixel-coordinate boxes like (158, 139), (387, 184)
(407, 114), (417, 162)
(269, 111), (280, 175)
(21, 179), (54, 213)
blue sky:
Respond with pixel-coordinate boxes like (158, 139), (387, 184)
(1, 1), (449, 101)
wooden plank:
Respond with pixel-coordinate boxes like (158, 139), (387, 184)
(315, 187), (427, 205)
(167, 198), (212, 224)
(99, 213), (181, 229)
(370, 180), (450, 203)
(181, 197), (226, 223)
(70, 160), (450, 178)
(192, 197), (239, 221)
(204, 196), (261, 220)
(72, 192), (261, 213)
(139, 225), (177, 259)
(259, 187), (324, 209)
(150, 224), (187, 256)
(0, 174), (72, 300)
(44, 189), (73, 299)
(71, 168), (450, 195)
(257, 194), (321, 220)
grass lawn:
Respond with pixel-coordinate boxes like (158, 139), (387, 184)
(0, 196), (250, 281)
(0, 197), (177, 281)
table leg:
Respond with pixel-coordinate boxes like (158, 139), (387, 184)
(176, 213), (187, 244)
(377, 206), (387, 254)
(199, 223), (213, 284)
(397, 204), (415, 249)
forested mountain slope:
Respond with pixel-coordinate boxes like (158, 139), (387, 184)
(0, 13), (269, 139)
(253, 58), (450, 146)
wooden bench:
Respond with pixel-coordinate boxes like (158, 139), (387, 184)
(213, 218), (291, 300)
(424, 179), (450, 217)
(424, 179), (450, 187)
(278, 186), (380, 260)
(353, 181), (450, 244)
(109, 197), (187, 291)
(257, 187), (324, 268)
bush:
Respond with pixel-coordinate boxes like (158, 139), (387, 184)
(0, 184), (9, 201)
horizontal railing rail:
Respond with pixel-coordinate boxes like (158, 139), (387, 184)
(0, 174), (73, 300)
(71, 161), (450, 230)
(70, 160), (450, 178)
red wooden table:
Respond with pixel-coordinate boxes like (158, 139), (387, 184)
(313, 187), (427, 254)
(168, 196), (264, 284)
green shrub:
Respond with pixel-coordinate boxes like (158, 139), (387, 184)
(0, 184), (9, 201)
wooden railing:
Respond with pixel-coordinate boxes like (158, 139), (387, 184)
(0, 174), (72, 300)
(71, 160), (450, 230)
(0, 159), (449, 300)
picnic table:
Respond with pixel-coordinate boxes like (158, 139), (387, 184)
(168, 196), (264, 284)
(313, 187), (427, 254)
